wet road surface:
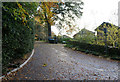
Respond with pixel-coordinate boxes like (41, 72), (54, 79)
(5, 41), (119, 80)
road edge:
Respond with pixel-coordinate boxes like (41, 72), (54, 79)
(0, 49), (35, 80)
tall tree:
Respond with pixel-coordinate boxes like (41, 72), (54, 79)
(36, 2), (59, 39)
(53, 1), (84, 33)
(36, 1), (84, 39)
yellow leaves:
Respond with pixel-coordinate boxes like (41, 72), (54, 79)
(37, 2), (59, 26)
(42, 63), (47, 67)
(14, 17), (17, 20)
(25, 77), (28, 79)
(17, 2), (29, 25)
(23, 54), (27, 59)
(17, 3), (29, 15)
(30, 28), (32, 31)
(97, 23), (119, 47)
(48, 19), (54, 25)
(17, 3), (22, 8)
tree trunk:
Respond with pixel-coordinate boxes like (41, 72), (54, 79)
(44, 12), (51, 40)
(47, 21), (51, 39)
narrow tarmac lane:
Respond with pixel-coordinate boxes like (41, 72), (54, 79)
(5, 41), (119, 80)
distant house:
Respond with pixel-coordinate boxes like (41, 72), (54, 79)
(62, 35), (71, 39)
(74, 28), (95, 38)
(73, 28), (95, 43)
(95, 22), (119, 47)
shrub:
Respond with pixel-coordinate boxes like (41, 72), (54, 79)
(66, 40), (120, 59)
(2, 2), (36, 73)
(2, 19), (35, 67)
(57, 36), (72, 44)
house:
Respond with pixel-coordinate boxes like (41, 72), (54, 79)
(95, 22), (119, 47)
(73, 28), (95, 43)
(118, 27), (120, 48)
(74, 28), (95, 39)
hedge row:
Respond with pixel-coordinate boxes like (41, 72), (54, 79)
(66, 40), (120, 59)
(2, 3), (35, 73)
(2, 20), (35, 66)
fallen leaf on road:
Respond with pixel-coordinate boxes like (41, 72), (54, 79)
(93, 73), (97, 76)
(42, 64), (47, 67)
(57, 77), (60, 80)
(25, 77), (28, 79)
(49, 68), (52, 70)
(72, 48), (75, 50)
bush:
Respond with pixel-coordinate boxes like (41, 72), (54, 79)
(2, 2), (35, 73)
(57, 36), (72, 44)
(66, 40), (120, 60)
(2, 19), (35, 67)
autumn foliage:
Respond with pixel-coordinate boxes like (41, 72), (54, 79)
(2, 2), (38, 73)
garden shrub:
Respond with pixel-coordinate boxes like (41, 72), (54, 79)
(2, 2), (36, 73)
(57, 37), (72, 43)
(66, 40), (120, 59)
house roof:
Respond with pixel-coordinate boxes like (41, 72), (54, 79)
(95, 22), (118, 31)
(73, 28), (95, 37)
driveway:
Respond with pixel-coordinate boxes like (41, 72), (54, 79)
(4, 41), (119, 80)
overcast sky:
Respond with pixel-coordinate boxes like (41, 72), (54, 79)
(52, 0), (120, 37)
(75, 0), (120, 32)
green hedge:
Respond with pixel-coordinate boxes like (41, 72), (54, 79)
(2, 20), (35, 65)
(2, 2), (35, 73)
(66, 40), (120, 59)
